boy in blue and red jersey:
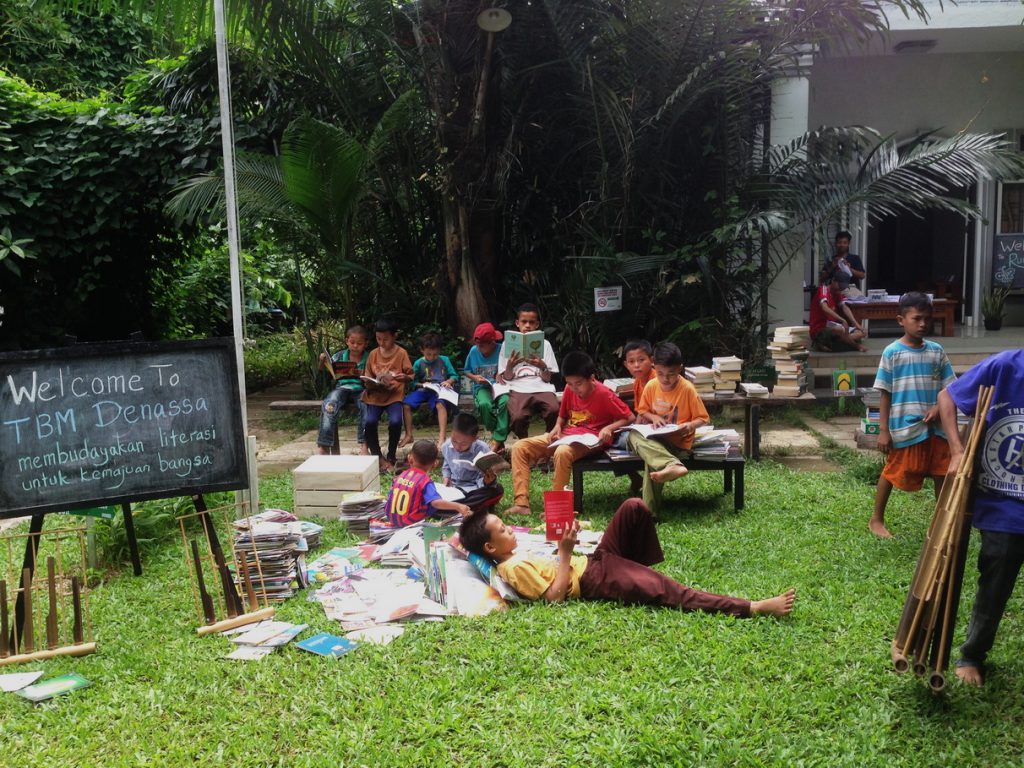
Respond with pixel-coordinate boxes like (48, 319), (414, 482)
(384, 440), (471, 527)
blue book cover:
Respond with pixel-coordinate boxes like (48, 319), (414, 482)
(295, 632), (359, 658)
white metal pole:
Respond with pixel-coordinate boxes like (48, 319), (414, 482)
(213, 0), (253, 495)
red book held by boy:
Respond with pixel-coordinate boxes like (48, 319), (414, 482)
(544, 490), (575, 542)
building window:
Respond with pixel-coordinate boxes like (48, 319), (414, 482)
(1000, 182), (1024, 234)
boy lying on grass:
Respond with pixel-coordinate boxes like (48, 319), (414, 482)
(458, 498), (795, 616)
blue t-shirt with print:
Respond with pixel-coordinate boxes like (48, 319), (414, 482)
(463, 344), (502, 394)
(946, 349), (1024, 534)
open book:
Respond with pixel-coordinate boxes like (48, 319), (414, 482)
(616, 423), (685, 439)
(323, 347), (358, 382)
(423, 383), (460, 406)
(503, 330), (545, 359)
(481, 379), (511, 399)
(450, 451), (508, 474)
(360, 374), (393, 389)
(434, 484), (467, 503)
(548, 432), (602, 449)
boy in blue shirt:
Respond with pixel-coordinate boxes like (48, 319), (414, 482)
(938, 349), (1024, 686)
(316, 325), (369, 455)
(402, 332), (459, 446)
(870, 292), (956, 538)
(463, 322), (509, 453)
(440, 412), (504, 512)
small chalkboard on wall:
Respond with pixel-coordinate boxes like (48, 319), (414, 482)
(0, 338), (248, 518)
(992, 233), (1024, 290)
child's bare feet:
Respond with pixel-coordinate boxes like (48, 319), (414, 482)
(398, 433), (413, 448)
(316, 445), (330, 456)
(956, 664), (983, 687)
(359, 444), (370, 455)
(750, 588), (796, 617)
(505, 505), (532, 516)
(869, 519), (893, 538)
(379, 459), (394, 474)
(650, 462), (689, 484)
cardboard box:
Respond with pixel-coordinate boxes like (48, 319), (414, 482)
(293, 455), (379, 519)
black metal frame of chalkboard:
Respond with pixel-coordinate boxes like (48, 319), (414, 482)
(0, 337), (249, 519)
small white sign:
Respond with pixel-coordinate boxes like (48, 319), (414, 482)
(594, 286), (622, 312)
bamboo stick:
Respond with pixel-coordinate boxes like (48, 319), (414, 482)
(71, 576), (84, 645)
(45, 556), (58, 650)
(21, 568), (33, 655)
(0, 579), (8, 658)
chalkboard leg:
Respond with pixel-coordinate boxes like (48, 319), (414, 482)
(121, 503), (143, 576)
(11, 512), (44, 651)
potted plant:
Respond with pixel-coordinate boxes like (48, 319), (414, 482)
(982, 286), (1010, 331)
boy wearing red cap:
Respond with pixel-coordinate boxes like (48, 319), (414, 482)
(464, 322), (510, 453)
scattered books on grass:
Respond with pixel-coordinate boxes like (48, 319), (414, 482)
(224, 646), (276, 661)
(0, 671), (43, 693)
(296, 632), (359, 658)
(16, 673), (90, 703)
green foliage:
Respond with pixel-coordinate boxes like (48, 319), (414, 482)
(0, 1), (161, 98)
(981, 286), (1010, 320)
(92, 496), (188, 569)
(0, 72), (211, 347)
(243, 331), (305, 392)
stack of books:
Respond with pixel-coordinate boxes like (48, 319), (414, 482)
(684, 366), (715, 395)
(692, 426), (741, 459)
(767, 326), (810, 397)
(739, 382), (769, 398)
(338, 492), (386, 538)
(232, 518), (311, 601)
(602, 377), (633, 395)
(860, 387), (881, 435)
(711, 356), (743, 396)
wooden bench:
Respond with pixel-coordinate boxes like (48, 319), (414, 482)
(571, 454), (745, 513)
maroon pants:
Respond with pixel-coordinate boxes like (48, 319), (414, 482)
(507, 391), (559, 438)
(579, 499), (751, 617)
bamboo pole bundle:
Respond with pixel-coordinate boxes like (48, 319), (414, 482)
(892, 384), (993, 692)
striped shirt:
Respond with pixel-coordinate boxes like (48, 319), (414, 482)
(873, 340), (955, 448)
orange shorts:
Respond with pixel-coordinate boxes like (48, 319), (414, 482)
(882, 434), (950, 492)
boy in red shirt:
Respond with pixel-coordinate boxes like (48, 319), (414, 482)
(810, 270), (867, 352)
(506, 351), (633, 515)
(384, 440), (471, 527)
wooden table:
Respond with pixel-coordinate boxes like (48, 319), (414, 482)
(846, 298), (957, 336)
(699, 392), (816, 460)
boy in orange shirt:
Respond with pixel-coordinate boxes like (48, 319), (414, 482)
(627, 342), (710, 516)
(361, 318), (414, 472)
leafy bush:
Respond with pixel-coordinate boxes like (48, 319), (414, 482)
(92, 496), (188, 569)
(244, 331), (305, 392)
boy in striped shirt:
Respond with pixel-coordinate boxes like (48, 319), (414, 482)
(870, 292), (956, 538)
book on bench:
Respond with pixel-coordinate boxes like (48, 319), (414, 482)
(615, 423), (685, 439)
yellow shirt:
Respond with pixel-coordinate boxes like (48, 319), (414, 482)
(497, 553), (589, 600)
(636, 377), (710, 449)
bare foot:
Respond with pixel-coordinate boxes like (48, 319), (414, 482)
(379, 460), (394, 474)
(750, 588), (796, 617)
(856, 344), (868, 352)
(956, 665), (983, 687)
(869, 519), (893, 539)
(316, 445), (331, 456)
(505, 504), (532, 516)
(398, 433), (413, 448)
(650, 462), (689, 484)
(359, 444), (370, 455)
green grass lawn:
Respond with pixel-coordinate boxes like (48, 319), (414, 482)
(2, 461), (1023, 766)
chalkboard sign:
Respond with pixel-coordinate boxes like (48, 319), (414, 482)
(992, 233), (1024, 289)
(0, 338), (248, 518)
